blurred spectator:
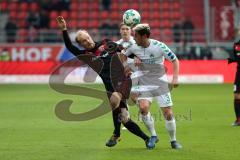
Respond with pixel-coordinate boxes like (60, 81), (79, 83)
(235, 22), (240, 41)
(39, 10), (50, 29)
(26, 10), (40, 28)
(28, 26), (39, 43)
(201, 44), (213, 60)
(4, 18), (18, 43)
(51, 0), (70, 11)
(235, 0), (240, 7)
(182, 16), (195, 43)
(40, 0), (52, 11)
(102, 0), (111, 11)
(172, 20), (182, 43)
(99, 18), (112, 38)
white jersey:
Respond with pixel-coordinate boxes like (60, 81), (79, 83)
(116, 36), (139, 85)
(116, 36), (135, 49)
(124, 39), (176, 65)
(125, 39), (177, 98)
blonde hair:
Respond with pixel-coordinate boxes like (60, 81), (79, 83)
(132, 23), (150, 32)
(75, 30), (89, 43)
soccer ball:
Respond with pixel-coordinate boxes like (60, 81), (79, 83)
(123, 9), (141, 27)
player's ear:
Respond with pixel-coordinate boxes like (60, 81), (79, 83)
(75, 37), (79, 43)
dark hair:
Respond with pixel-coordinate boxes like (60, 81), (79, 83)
(135, 28), (151, 38)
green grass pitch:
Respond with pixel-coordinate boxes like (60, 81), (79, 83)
(0, 84), (239, 160)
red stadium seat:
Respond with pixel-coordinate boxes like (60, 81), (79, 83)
(60, 11), (69, 18)
(151, 20), (161, 28)
(78, 20), (88, 29)
(9, 2), (18, 11)
(150, 11), (161, 19)
(30, 2), (39, 11)
(111, 11), (120, 20)
(172, 11), (181, 20)
(101, 11), (109, 19)
(151, 28), (161, 37)
(17, 29), (28, 42)
(161, 20), (171, 28)
(70, 11), (78, 19)
(162, 11), (171, 19)
(69, 20), (78, 29)
(141, 2), (150, 11)
(91, 2), (99, 10)
(152, 2), (161, 11)
(20, 2), (29, 11)
(141, 11), (150, 21)
(70, 2), (78, 11)
(79, 2), (88, 11)
(172, 1), (180, 10)
(50, 20), (58, 29)
(18, 21), (27, 28)
(121, 2), (129, 11)
(131, 2), (140, 11)
(162, 2), (170, 10)
(9, 11), (17, 20)
(50, 11), (59, 19)
(17, 11), (28, 20)
(111, 3), (118, 10)
(90, 11), (99, 20)
(79, 11), (88, 20)
(1, 2), (7, 12)
(88, 20), (99, 28)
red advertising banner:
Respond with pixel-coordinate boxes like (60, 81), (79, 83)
(0, 44), (64, 62)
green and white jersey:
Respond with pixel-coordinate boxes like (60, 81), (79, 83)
(116, 36), (135, 49)
(124, 39), (176, 65)
(116, 36), (137, 73)
(125, 39), (176, 96)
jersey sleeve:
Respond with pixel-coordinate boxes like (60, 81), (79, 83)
(159, 42), (177, 62)
(124, 45), (133, 57)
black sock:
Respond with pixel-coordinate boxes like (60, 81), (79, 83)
(123, 119), (149, 141)
(234, 99), (240, 121)
(112, 107), (121, 137)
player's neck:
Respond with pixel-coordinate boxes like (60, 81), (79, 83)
(123, 36), (130, 42)
(142, 39), (150, 48)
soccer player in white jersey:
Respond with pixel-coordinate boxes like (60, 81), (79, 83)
(116, 23), (138, 104)
(124, 23), (182, 149)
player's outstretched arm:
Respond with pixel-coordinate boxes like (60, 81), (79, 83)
(118, 53), (132, 77)
(56, 16), (83, 56)
(171, 58), (179, 88)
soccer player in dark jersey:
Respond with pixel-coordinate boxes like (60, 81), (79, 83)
(56, 16), (152, 148)
(229, 40), (240, 126)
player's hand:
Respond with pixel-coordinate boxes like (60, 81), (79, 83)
(56, 16), (67, 30)
(124, 66), (132, 77)
(171, 77), (179, 89)
(134, 56), (141, 67)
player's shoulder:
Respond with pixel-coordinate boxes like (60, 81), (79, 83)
(115, 39), (123, 44)
(150, 39), (167, 47)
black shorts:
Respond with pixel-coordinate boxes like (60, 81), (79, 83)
(234, 69), (240, 93)
(104, 76), (132, 100)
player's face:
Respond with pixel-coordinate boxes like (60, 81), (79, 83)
(76, 32), (95, 50)
(134, 32), (143, 46)
(120, 25), (131, 39)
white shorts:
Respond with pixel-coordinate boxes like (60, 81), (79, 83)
(137, 92), (173, 108)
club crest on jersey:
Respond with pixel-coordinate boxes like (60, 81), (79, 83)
(98, 45), (105, 52)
